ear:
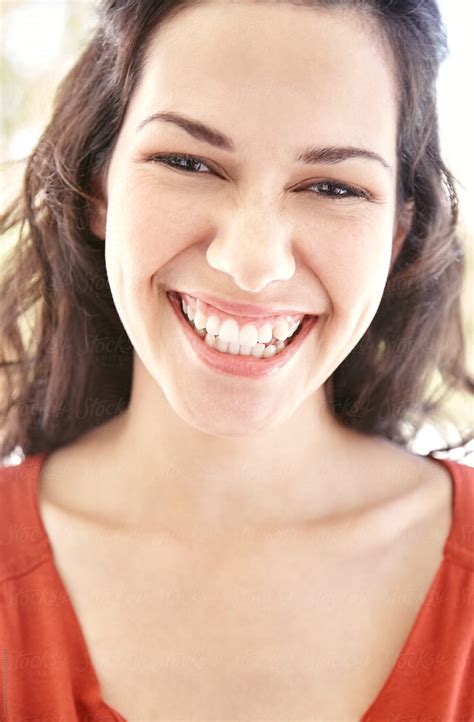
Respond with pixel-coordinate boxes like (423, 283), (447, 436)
(390, 198), (414, 272)
(88, 175), (108, 240)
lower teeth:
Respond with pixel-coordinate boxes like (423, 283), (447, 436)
(205, 332), (288, 358)
(183, 313), (290, 358)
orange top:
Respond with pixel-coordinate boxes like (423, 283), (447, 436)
(0, 451), (473, 721)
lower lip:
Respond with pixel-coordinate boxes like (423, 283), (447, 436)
(167, 292), (318, 378)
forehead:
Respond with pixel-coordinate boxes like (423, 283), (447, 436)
(125, 1), (398, 160)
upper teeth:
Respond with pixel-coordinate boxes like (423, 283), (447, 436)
(180, 297), (303, 346)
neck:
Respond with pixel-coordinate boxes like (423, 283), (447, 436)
(77, 360), (375, 540)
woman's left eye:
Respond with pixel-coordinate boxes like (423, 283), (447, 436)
(147, 153), (212, 173)
(304, 180), (369, 200)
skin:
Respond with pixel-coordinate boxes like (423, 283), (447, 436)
(81, 0), (417, 539)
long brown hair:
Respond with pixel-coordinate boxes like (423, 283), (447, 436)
(1, 0), (473, 461)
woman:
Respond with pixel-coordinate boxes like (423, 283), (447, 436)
(0, 0), (473, 720)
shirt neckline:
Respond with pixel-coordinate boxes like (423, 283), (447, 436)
(27, 450), (458, 722)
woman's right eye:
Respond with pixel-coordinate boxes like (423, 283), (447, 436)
(147, 153), (212, 174)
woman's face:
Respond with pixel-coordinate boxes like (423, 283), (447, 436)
(92, 1), (409, 436)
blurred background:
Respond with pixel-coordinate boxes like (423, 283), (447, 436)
(1, 0), (473, 463)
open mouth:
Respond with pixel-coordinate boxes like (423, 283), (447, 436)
(167, 291), (319, 378)
(169, 291), (309, 360)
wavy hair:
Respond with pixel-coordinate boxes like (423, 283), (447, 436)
(1, 0), (473, 461)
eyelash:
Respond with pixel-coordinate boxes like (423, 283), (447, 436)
(146, 152), (371, 201)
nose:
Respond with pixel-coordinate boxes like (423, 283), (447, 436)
(205, 205), (296, 293)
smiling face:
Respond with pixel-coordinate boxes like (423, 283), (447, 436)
(91, 0), (410, 436)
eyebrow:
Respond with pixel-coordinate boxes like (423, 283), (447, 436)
(136, 111), (393, 175)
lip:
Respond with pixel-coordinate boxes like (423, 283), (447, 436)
(167, 292), (318, 378)
(168, 289), (312, 319)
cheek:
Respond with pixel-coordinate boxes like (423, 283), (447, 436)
(302, 213), (395, 369)
(304, 210), (394, 316)
(105, 180), (206, 283)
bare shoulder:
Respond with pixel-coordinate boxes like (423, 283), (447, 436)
(378, 437), (453, 499)
(38, 441), (89, 520)
(38, 421), (119, 525)
(360, 436), (454, 544)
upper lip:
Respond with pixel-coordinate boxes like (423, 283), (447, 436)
(169, 290), (314, 318)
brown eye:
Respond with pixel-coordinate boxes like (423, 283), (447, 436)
(305, 180), (369, 200)
(147, 153), (212, 174)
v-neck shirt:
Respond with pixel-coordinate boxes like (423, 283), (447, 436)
(0, 452), (473, 721)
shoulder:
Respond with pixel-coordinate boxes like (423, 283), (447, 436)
(0, 451), (45, 510)
(0, 452), (51, 582)
(406, 450), (474, 568)
(355, 438), (473, 563)
(435, 455), (474, 564)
